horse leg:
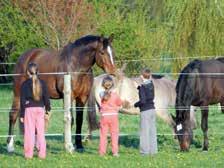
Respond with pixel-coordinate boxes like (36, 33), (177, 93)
(85, 88), (99, 141)
(7, 96), (20, 152)
(190, 106), (197, 129)
(219, 102), (224, 114)
(201, 107), (209, 151)
(75, 100), (85, 152)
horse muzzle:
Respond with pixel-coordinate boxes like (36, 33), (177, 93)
(106, 66), (116, 76)
(180, 142), (190, 151)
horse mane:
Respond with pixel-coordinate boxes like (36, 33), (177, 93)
(152, 74), (164, 79)
(71, 35), (100, 47)
(216, 57), (224, 63)
(175, 59), (201, 122)
(59, 35), (103, 62)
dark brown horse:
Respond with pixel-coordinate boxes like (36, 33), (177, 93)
(7, 35), (116, 153)
(174, 58), (224, 151)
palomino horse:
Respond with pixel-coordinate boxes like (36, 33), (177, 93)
(7, 35), (116, 153)
(87, 68), (197, 136)
(175, 58), (224, 151)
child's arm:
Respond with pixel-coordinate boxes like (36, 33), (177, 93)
(134, 86), (146, 107)
(115, 93), (122, 106)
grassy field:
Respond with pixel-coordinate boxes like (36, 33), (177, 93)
(1, 85), (224, 168)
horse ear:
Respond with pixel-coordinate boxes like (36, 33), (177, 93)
(108, 33), (114, 43)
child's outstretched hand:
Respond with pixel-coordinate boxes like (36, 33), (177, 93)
(122, 100), (131, 109)
(20, 118), (24, 123)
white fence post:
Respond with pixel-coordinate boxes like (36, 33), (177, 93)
(63, 74), (74, 153)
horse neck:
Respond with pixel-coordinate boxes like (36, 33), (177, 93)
(61, 42), (97, 73)
(176, 91), (192, 125)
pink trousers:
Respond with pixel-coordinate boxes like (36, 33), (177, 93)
(24, 107), (46, 158)
(99, 115), (119, 155)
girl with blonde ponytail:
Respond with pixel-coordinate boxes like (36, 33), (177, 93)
(27, 63), (42, 101)
(20, 62), (51, 159)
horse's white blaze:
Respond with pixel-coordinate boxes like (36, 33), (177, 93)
(177, 124), (183, 131)
(107, 46), (114, 65)
(7, 137), (14, 152)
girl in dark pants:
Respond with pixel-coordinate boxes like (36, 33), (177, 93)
(134, 68), (158, 155)
(20, 63), (51, 159)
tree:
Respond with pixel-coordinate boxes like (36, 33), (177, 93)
(0, 1), (45, 82)
(13, 0), (96, 50)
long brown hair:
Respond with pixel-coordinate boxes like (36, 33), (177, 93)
(27, 63), (42, 101)
(101, 76), (114, 102)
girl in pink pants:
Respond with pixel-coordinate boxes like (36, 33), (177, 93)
(99, 76), (129, 156)
(20, 63), (51, 159)
(24, 107), (46, 158)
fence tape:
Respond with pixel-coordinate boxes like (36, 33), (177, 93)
(0, 106), (222, 113)
(0, 55), (223, 66)
(3, 72), (224, 77)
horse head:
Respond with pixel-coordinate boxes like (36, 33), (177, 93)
(95, 34), (116, 75)
(172, 112), (193, 151)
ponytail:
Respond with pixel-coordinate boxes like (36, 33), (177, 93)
(27, 62), (42, 101)
(32, 74), (42, 101)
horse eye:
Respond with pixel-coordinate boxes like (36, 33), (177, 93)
(100, 51), (104, 55)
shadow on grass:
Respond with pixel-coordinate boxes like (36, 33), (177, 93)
(119, 134), (176, 149)
(0, 142), (23, 157)
(119, 136), (139, 149)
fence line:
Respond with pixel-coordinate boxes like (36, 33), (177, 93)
(0, 106), (222, 113)
(0, 63), (16, 65)
(1, 131), (224, 139)
(115, 55), (222, 63)
(3, 72), (224, 77)
(0, 55), (223, 66)
(0, 83), (13, 86)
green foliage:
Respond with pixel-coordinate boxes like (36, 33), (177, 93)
(0, 1), (46, 63)
(93, 0), (224, 75)
(93, 0), (162, 74)
(163, 0), (224, 73)
(1, 0), (224, 76)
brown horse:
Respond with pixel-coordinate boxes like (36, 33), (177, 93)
(175, 58), (224, 151)
(7, 35), (116, 153)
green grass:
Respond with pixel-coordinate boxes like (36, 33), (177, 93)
(0, 86), (224, 167)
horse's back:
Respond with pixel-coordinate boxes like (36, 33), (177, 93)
(196, 59), (224, 103)
(15, 48), (56, 72)
(153, 77), (176, 107)
(178, 58), (224, 106)
(13, 48), (60, 98)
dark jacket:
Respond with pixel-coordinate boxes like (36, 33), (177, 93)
(20, 78), (51, 118)
(134, 80), (155, 111)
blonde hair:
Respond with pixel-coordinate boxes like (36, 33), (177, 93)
(27, 63), (42, 101)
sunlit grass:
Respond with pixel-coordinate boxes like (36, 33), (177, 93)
(0, 86), (224, 167)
